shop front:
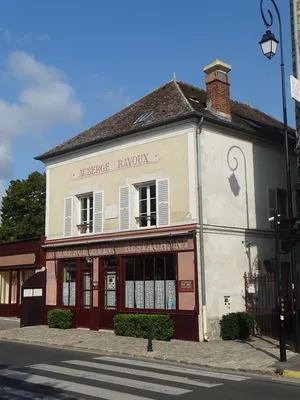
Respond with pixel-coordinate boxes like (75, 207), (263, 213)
(45, 233), (199, 341)
(0, 238), (45, 317)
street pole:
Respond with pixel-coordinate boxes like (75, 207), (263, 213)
(260, 0), (300, 354)
(274, 210), (287, 362)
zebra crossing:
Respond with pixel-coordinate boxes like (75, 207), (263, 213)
(0, 355), (251, 399)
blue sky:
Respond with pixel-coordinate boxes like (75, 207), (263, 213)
(0, 0), (295, 197)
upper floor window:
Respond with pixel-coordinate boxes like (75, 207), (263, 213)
(137, 183), (156, 228)
(79, 195), (93, 234)
(268, 188), (287, 229)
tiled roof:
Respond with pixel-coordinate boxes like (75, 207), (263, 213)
(36, 80), (295, 161)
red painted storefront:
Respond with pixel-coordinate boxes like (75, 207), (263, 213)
(0, 238), (45, 317)
(45, 225), (199, 341)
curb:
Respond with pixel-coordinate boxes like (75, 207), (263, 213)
(0, 336), (274, 377)
(283, 370), (300, 380)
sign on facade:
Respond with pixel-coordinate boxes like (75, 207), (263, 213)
(105, 205), (118, 219)
(71, 152), (162, 180)
(178, 280), (194, 292)
(291, 75), (300, 103)
(23, 288), (43, 297)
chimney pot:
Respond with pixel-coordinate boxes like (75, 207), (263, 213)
(203, 58), (232, 120)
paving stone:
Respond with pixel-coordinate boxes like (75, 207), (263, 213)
(0, 326), (295, 373)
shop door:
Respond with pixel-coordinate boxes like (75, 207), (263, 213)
(77, 263), (92, 328)
(21, 271), (46, 327)
(100, 258), (118, 329)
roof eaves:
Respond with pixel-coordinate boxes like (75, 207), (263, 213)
(35, 111), (199, 161)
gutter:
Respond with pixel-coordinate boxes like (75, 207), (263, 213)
(196, 117), (208, 341)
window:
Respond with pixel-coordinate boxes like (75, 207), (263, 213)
(134, 112), (153, 124)
(11, 271), (18, 304)
(78, 195), (93, 234)
(277, 189), (287, 217)
(62, 261), (77, 306)
(19, 270), (35, 301)
(268, 188), (287, 229)
(125, 255), (176, 310)
(0, 272), (10, 304)
(137, 184), (156, 228)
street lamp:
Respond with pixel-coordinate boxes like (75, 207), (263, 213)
(259, 0), (300, 361)
(259, 30), (279, 60)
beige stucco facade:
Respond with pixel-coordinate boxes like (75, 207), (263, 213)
(43, 116), (297, 341)
(46, 122), (197, 240)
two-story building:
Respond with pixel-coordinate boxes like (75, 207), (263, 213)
(36, 58), (298, 341)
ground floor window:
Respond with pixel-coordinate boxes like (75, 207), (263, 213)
(19, 270), (36, 300)
(62, 261), (77, 306)
(0, 269), (36, 305)
(0, 271), (10, 304)
(124, 254), (176, 310)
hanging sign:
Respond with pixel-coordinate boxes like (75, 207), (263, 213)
(291, 75), (300, 103)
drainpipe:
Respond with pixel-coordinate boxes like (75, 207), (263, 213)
(196, 117), (208, 341)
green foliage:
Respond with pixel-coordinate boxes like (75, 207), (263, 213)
(48, 309), (73, 329)
(0, 171), (46, 242)
(114, 314), (174, 341)
(220, 312), (255, 340)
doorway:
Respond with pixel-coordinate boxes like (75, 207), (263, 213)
(100, 257), (118, 329)
(77, 261), (93, 328)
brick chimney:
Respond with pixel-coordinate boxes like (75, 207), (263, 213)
(203, 58), (232, 121)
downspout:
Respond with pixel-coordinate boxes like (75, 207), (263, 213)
(196, 117), (208, 341)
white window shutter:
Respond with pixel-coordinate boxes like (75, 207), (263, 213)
(268, 189), (276, 230)
(119, 186), (130, 231)
(94, 191), (104, 234)
(64, 197), (73, 237)
(157, 178), (170, 227)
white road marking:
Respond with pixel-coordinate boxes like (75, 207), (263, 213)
(29, 363), (191, 395)
(0, 369), (155, 400)
(64, 359), (223, 388)
(0, 384), (57, 400)
(96, 356), (251, 382)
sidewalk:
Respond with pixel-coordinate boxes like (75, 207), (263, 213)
(0, 325), (296, 375)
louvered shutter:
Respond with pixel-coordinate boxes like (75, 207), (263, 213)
(268, 189), (276, 230)
(293, 191), (300, 219)
(94, 191), (104, 234)
(157, 178), (170, 227)
(63, 197), (73, 237)
(119, 186), (130, 231)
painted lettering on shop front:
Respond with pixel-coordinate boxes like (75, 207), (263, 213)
(46, 239), (192, 259)
(124, 239), (190, 253)
(71, 152), (161, 180)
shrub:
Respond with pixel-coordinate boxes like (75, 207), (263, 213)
(48, 309), (73, 329)
(114, 314), (174, 341)
(220, 312), (255, 340)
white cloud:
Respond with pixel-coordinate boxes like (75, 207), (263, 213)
(0, 51), (83, 204)
(37, 34), (51, 41)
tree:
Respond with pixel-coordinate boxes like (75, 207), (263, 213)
(0, 171), (46, 242)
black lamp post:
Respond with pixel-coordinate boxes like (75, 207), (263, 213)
(259, 0), (300, 357)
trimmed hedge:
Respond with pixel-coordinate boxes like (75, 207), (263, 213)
(48, 309), (73, 329)
(220, 312), (255, 340)
(114, 314), (174, 341)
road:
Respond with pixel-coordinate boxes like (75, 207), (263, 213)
(0, 341), (299, 399)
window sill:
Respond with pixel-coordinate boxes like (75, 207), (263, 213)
(136, 225), (157, 230)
